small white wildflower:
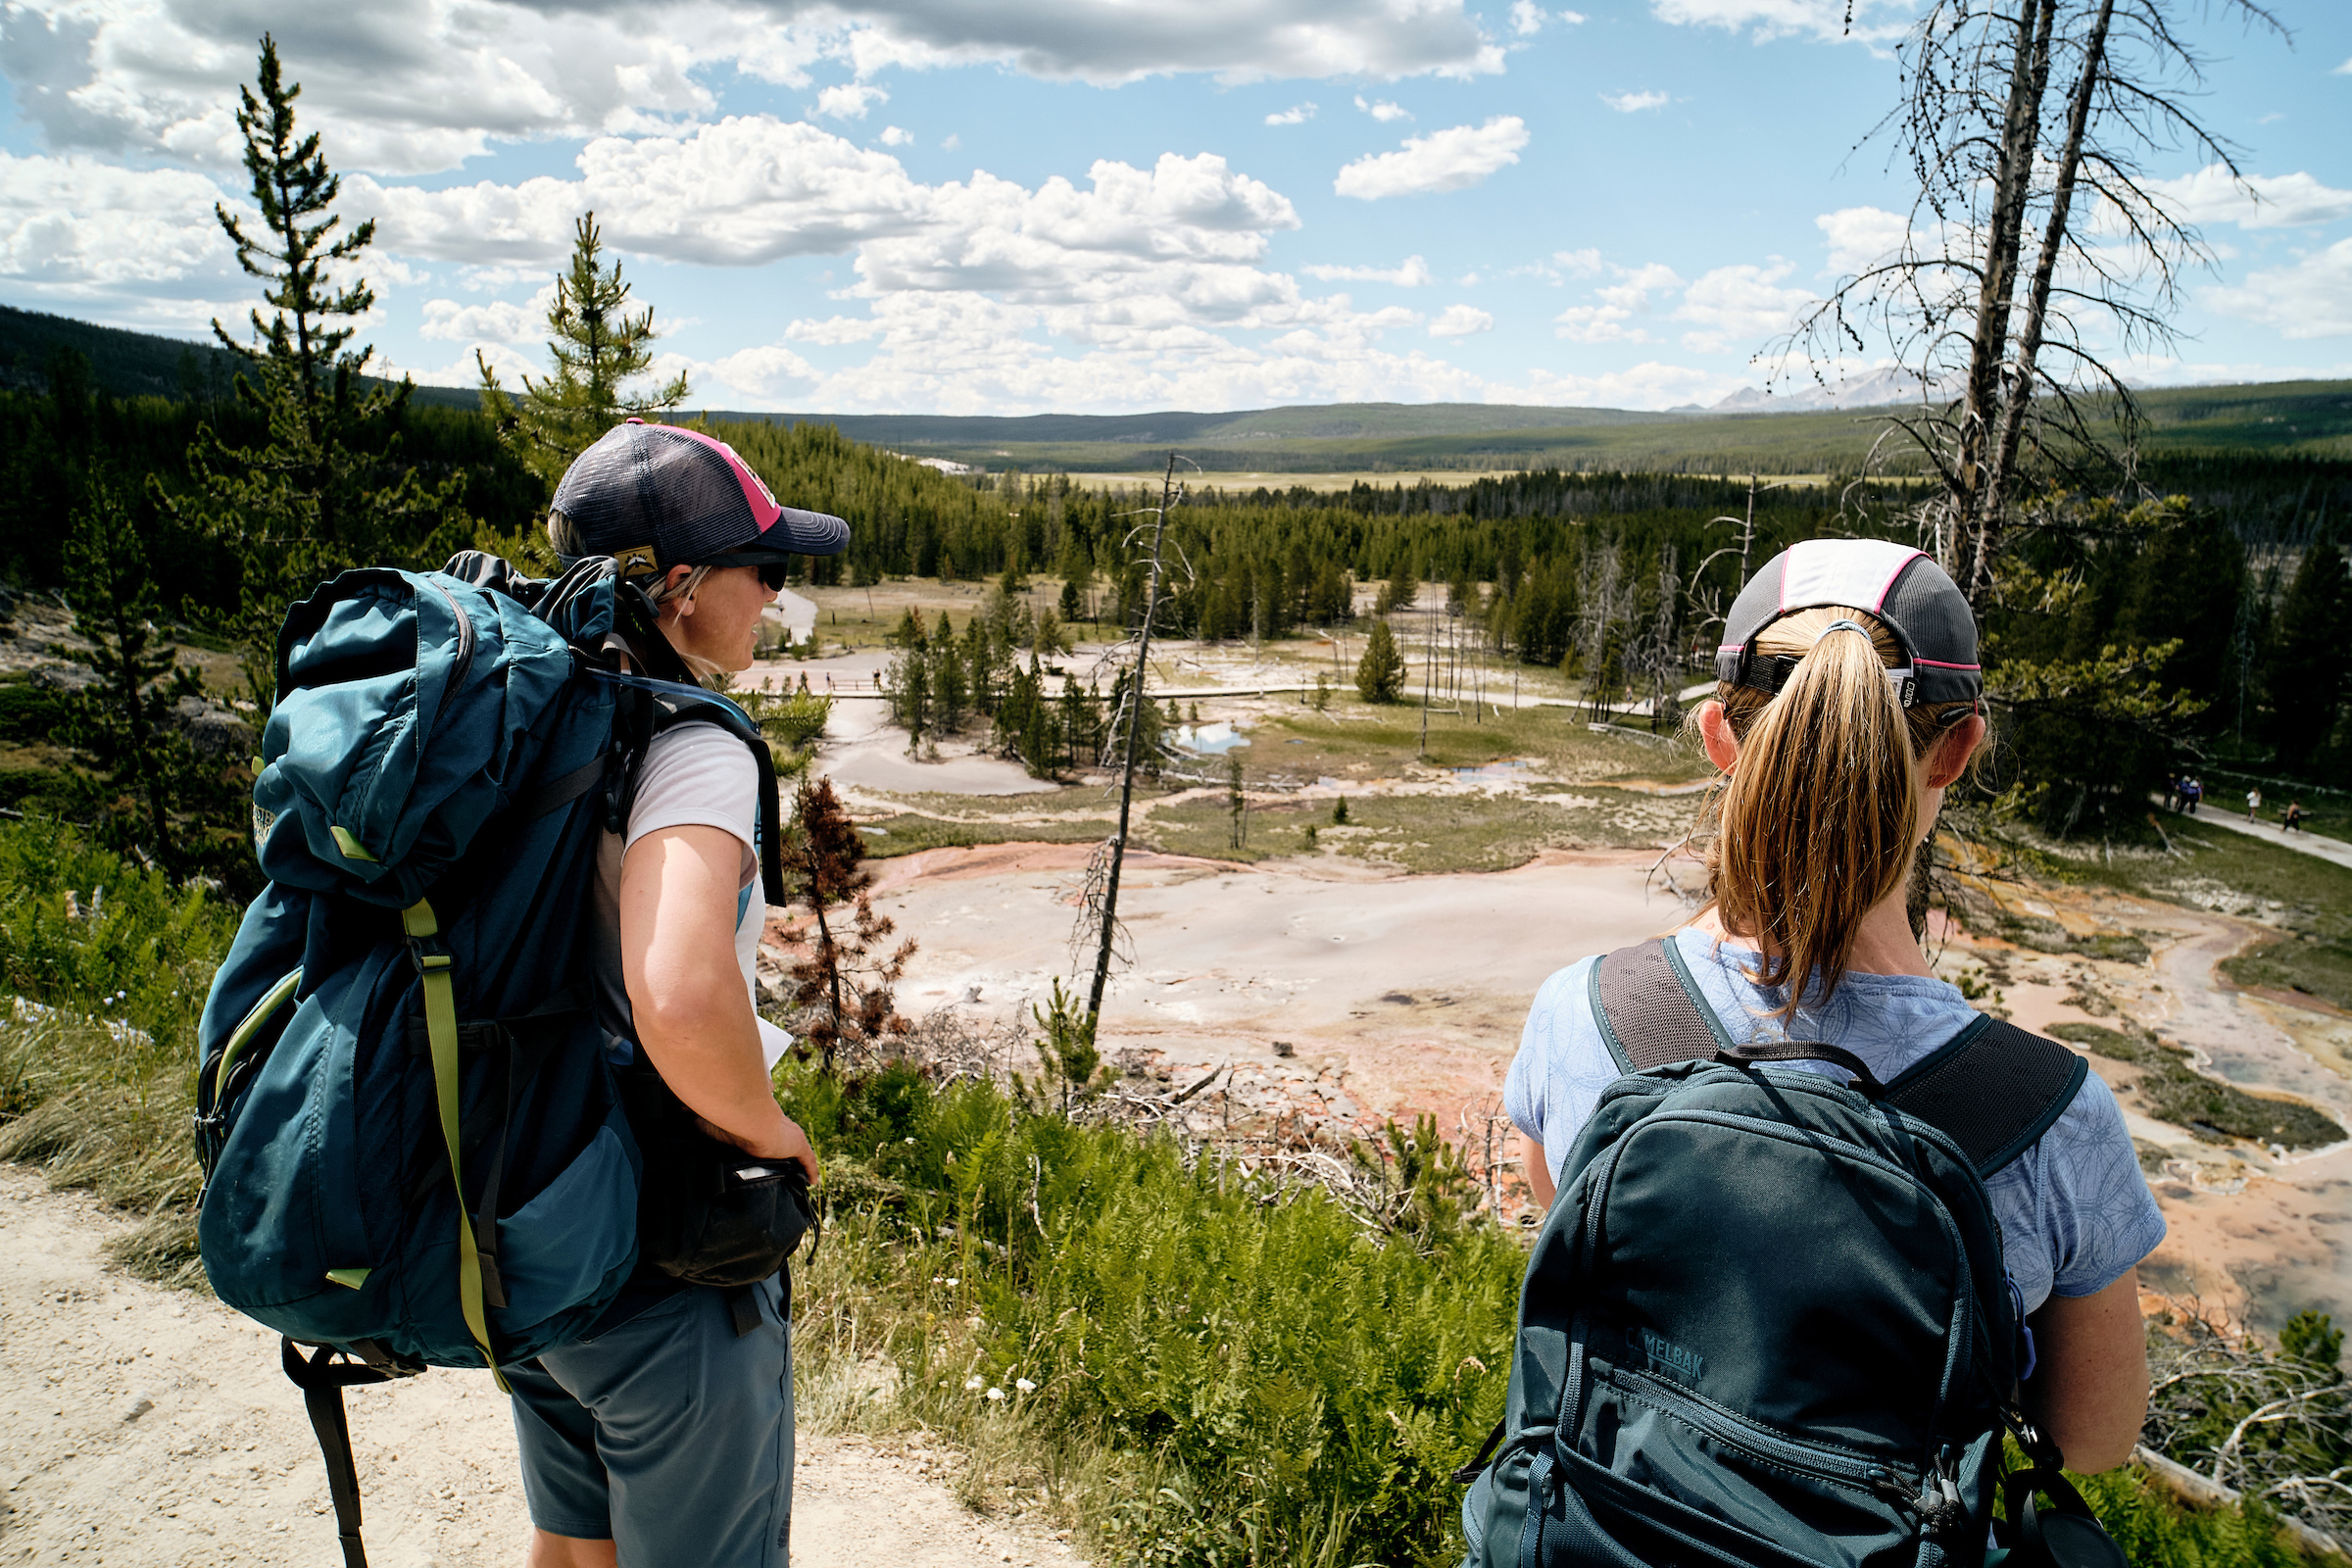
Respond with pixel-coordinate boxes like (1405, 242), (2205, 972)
(945, 1278), (959, 1288)
(1015, 1378), (1037, 1395)
(964, 1375), (984, 1391)
(985, 1387), (1005, 1401)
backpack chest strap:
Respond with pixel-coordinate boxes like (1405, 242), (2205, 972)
(1592, 937), (2086, 1178)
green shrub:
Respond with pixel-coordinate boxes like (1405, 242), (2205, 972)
(2078, 1465), (2314, 1567)
(0, 815), (238, 1285)
(0, 812), (238, 1059)
(780, 1062), (1523, 1566)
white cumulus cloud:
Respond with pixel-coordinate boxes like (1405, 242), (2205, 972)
(879, 125), (914, 146)
(2146, 165), (2352, 230)
(1554, 261), (1682, 342)
(1674, 259), (1812, 353)
(1334, 116), (1529, 200)
(817, 83), (889, 121)
(1601, 90), (1668, 113)
(2206, 240), (2352, 339)
(1427, 303), (1493, 337)
(1355, 95), (1413, 122)
(0, 152), (231, 289)
(352, 118), (934, 268)
(1266, 102), (1317, 125)
(1301, 256), (1434, 285)
(0, 0), (1508, 177)
(1817, 206), (1910, 274)
(419, 284), (557, 344)
(1648, 0), (1914, 44)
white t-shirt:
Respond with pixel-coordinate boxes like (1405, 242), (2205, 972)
(590, 723), (789, 1069)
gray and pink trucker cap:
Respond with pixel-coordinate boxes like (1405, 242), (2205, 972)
(551, 418), (850, 577)
(1715, 539), (1982, 710)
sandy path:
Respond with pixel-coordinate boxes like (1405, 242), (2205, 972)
(0, 1169), (1079, 1568)
(2152, 798), (2352, 871)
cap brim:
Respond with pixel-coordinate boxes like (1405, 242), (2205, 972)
(706, 505), (853, 562)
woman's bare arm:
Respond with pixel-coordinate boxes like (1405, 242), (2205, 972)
(1521, 1132), (1555, 1210)
(619, 823), (817, 1183)
(2025, 1267), (2148, 1472)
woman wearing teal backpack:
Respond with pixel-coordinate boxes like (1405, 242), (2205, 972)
(1465, 539), (2162, 1567)
(514, 420), (840, 1568)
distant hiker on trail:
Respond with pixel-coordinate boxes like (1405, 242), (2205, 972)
(2181, 774), (2202, 815)
(2248, 786), (2263, 822)
(1460, 539), (2162, 1566)
(2165, 772), (2183, 811)
(2287, 800), (2307, 833)
(512, 419), (848, 1568)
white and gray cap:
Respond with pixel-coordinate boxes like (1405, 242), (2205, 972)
(1715, 539), (1983, 710)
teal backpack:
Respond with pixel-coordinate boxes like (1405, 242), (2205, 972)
(192, 553), (785, 1567)
(1459, 938), (2123, 1568)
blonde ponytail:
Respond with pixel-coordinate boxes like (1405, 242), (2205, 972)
(1705, 607), (1971, 1020)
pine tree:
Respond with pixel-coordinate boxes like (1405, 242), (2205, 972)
(1356, 617), (1407, 703)
(2266, 539), (2350, 774)
(1058, 677), (1093, 770)
(1377, 553), (1418, 614)
(65, 471), (209, 871)
(887, 638), (930, 747)
(478, 214), (690, 494)
(929, 612), (965, 730)
(173, 35), (466, 682)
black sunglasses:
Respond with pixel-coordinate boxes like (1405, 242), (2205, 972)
(758, 562), (792, 591)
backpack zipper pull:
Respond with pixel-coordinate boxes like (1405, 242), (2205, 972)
(1915, 1444), (1965, 1538)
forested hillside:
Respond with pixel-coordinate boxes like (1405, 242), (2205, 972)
(5, 346), (2347, 831)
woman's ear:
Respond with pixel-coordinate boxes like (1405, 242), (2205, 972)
(654, 564), (697, 619)
(1697, 700), (1740, 773)
(1923, 711), (1987, 790)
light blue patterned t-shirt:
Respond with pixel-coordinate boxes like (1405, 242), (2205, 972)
(1503, 928), (2167, 1311)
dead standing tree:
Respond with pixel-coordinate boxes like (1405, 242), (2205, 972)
(1575, 539), (1624, 721)
(1075, 452), (1196, 1027)
(1777, 0), (2284, 605)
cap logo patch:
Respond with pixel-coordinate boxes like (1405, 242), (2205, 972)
(612, 544), (661, 577)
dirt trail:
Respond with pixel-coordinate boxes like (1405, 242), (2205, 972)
(0, 1169), (1079, 1568)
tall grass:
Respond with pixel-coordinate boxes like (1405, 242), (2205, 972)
(0, 813), (239, 1285)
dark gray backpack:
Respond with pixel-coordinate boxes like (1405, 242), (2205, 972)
(1460, 938), (2121, 1568)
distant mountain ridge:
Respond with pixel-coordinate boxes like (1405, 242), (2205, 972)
(1708, 368), (1960, 413)
(3, 301), (2345, 474)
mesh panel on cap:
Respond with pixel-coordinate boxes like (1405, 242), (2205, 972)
(551, 423), (760, 567)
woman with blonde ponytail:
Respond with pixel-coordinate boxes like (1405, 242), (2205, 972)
(1482, 541), (2160, 1555)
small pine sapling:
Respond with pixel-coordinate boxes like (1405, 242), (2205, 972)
(1016, 979), (1111, 1115)
(786, 777), (915, 1072)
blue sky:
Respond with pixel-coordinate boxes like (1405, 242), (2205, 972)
(0, 0), (2345, 415)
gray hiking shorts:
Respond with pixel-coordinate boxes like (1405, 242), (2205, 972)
(508, 1277), (793, 1565)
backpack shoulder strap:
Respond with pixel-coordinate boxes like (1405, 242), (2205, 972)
(1881, 1016), (2087, 1178)
(602, 674), (789, 908)
(1593, 939), (2088, 1177)
(1592, 937), (1727, 1072)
